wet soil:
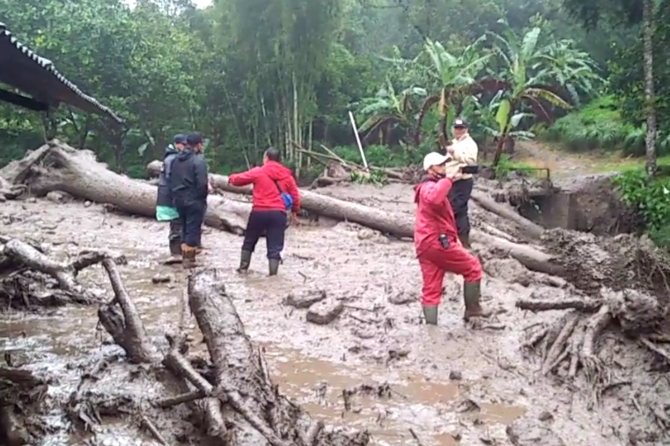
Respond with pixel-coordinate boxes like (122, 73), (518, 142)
(0, 187), (667, 445)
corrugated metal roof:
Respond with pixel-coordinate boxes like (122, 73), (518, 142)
(0, 21), (123, 124)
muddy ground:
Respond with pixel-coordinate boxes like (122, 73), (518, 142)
(1, 182), (668, 446)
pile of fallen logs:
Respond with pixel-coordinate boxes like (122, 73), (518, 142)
(1, 139), (669, 394)
(0, 235), (370, 445)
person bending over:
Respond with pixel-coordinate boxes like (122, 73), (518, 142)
(169, 133), (209, 268)
(228, 147), (300, 275)
(445, 118), (477, 248)
(156, 134), (187, 256)
(414, 152), (491, 325)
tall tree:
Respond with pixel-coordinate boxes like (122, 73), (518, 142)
(562, 0), (657, 177)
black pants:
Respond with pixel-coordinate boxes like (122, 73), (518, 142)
(448, 178), (473, 236)
(175, 201), (206, 248)
(242, 210), (287, 259)
(168, 218), (182, 242)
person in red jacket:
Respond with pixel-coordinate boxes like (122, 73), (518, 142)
(414, 152), (491, 325)
(228, 147), (300, 275)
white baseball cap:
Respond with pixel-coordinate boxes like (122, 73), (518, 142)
(423, 152), (452, 171)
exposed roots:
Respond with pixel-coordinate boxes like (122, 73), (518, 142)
(0, 236), (124, 310)
(519, 286), (669, 404)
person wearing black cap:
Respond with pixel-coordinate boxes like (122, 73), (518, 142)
(445, 118), (477, 248)
(169, 132), (209, 268)
(156, 134), (187, 256)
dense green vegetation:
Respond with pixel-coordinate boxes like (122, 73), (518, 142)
(0, 0), (625, 176)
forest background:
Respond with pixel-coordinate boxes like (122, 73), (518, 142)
(1, 0), (669, 242)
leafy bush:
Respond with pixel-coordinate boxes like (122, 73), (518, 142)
(543, 96), (670, 157)
(542, 96), (641, 154)
(612, 169), (670, 249)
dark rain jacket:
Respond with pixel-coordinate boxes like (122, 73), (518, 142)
(169, 148), (209, 206)
(156, 144), (179, 208)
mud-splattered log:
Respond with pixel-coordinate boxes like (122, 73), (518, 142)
(147, 160), (415, 238)
(1, 141), (251, 234)
(188, 268), (371, 446)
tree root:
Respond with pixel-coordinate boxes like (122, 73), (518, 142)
(0, 237), (123, 310)
(519, 288), (669, 398)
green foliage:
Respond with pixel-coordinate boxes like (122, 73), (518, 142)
(332, 144), (424, 168)
(349, 169), (387, 186)
(543, 96), (670, 157)
(0, 0), (650, 177)
(612, 169), (670, 248)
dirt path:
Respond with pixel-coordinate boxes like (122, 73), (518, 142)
(1, 189), (666, 445)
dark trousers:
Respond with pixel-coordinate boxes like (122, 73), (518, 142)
(196, 202), (208, 246)
(175, 201), (206, 248)
(242, 210), (287, 259)
(168, 219), (182, 242)
(448, 178), (473, 236)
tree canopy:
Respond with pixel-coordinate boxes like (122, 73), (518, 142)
(0, 0), (662, 178)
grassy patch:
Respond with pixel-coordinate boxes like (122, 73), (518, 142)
(541, 96), (646, 155)
(588, 154), (670, 173)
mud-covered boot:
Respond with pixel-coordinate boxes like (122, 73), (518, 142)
(181, 244), (197, 269)
(422, 305), (438, 325)
(237, 250), (252, 273)
(463, 281), (492, 321)
(169, 239), (181, 256)
(458, 232), (471, 249)
(268, 258), (280, 276)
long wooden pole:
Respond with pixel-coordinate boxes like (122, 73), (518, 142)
(348, 111), (368, 170)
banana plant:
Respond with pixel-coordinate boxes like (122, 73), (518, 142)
(414, 36), (493, 146)
(487, 24), (600, 166)
(356, 78), (426, 145)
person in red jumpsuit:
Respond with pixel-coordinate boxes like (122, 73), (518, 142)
(414, 152), (491, 325)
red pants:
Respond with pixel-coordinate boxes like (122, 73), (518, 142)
(418, 244), (482, 306)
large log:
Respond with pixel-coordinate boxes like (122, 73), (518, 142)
(471, 190), (544, 239)
(148, 160), (415, 237)
(9, 141), (251, 234)
(188, 268), (371, 446)
(148, 159), (567, 274)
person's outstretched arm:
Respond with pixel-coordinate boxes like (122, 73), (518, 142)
(228, 167), (262, 186)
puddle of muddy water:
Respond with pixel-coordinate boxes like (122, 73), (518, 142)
(266, 347), (525, 445)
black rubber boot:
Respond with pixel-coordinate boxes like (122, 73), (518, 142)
(268, 259), (280, 276)
(463, 281), (492, 321)
(422, 305), (438, 325)
(169, 239), (181, 256)
(237, 250), (252, 273)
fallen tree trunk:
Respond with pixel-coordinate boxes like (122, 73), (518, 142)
(1, 233), (371, 445)
(4, 141), (251, 234)
(149, 160), (416, 237)
(188, 268), (371, 446)
(471, 190), (544, 239)
(0, 237), (116, 309)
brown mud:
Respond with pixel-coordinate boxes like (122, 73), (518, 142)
(1, 180), (669, 445)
